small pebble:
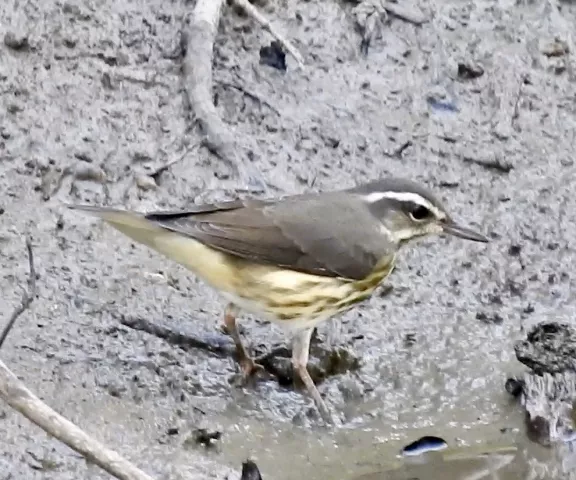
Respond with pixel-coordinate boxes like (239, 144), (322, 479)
(541, 39), (569, 57)
(136, 175), (157, 190)
(401, 436), (447, 457)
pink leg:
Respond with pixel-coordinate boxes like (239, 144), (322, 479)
(292, 328), (334, 424)
(223, 303), (266, 381)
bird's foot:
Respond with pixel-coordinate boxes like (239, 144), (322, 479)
(230, 356), (273, 387)
(240, 357), (267, 379)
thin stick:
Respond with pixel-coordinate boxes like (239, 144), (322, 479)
(232, 0), (305, 68)
(216, 80), (281, 116)
(0, 236), (36, 349)
(148, 143), (201, 180)
(0, 360), (156, 480)
(384, 3), (428, 26)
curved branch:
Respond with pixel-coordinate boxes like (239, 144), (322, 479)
(0, 360), (156, 480)
(181, 0), (239, 168)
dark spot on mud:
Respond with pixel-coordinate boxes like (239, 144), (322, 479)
(403, 332), (417, 348)
(505, 377), (524, 398)
(457, 61), (484, 80)
(187, 428), (222, 449)
(4, 31), (30, 51)
(241, 460), (263, 480)
(476, 311), (504, 325)
(259, 41), (286, 71)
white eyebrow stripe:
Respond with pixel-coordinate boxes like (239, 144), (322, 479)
(361, 191), (444, 218)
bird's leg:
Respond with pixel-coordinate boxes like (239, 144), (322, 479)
(292, 328), (334, 424)
(223, 303), (266, 382)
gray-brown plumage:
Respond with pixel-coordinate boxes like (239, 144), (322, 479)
(67, 177), (488, 424)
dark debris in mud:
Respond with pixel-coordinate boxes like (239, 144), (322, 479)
(241, 460), (263, 480)
(255, 344), (362, 387)
(508, 322), (576, 447)
(259, 41), (287, 71)
(187, 428), (222, 449)
(515, 322), (576, 375)
(457, 60), (485, 80)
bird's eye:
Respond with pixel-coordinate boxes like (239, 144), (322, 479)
(410, 205), (432, 221)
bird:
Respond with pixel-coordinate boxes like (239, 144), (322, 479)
(67, 177), (489, 424)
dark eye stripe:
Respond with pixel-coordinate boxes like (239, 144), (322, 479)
(398, 201), (432, 217)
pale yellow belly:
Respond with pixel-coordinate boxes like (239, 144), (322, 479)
(223, 258), (396, 332)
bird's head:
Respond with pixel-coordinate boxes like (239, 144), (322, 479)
(351, 178), (490, 246)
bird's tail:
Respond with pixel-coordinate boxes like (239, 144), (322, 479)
(66, 204), (236, 290)
(66, 204), (166, 250)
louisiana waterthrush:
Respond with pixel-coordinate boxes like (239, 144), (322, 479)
(68, 178), (489, 424)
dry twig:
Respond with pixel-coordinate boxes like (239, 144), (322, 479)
(182, 1), (236, 166)
(181, 0), (304, 192)
(181, 1), (265, 191)
(460, 152), (514, 173)
(147, 143), (201, 181)
(0, 236), (36, 348)
(0, 361), (156, 480)
(216, 80), (281, 116)
(232, 0), (305, 68)
(0, 239), (156, 480)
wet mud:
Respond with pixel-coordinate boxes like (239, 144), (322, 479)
(2, 0), (576, 479)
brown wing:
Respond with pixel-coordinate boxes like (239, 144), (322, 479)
(143, 196), (337, 277)
(145, 193), (390, 280)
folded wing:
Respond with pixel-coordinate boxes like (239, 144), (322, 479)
(145, 193), (390, 281)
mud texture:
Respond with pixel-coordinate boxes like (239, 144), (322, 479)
(2, 0), (576, 479)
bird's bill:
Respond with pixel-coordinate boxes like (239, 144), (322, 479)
(442, 220), (489, 243)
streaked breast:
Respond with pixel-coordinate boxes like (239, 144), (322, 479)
(231, 254), (397, 325)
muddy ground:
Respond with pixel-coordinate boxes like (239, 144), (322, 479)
(2, 0), (576, 479)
